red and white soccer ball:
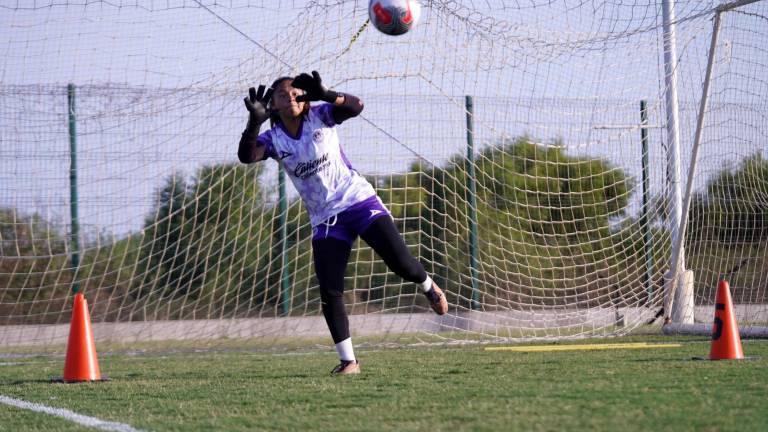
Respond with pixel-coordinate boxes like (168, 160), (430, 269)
(368, 0), (421, 36)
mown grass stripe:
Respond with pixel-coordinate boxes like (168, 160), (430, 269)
(485, 342), (683, 352)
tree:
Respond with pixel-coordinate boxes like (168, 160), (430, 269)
(0, 208), (70, 324)
(136, 163), (274, 318)
(375, 137), (635, 308)
(690, 152), (768, 244)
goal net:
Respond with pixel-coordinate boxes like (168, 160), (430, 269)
(1, 0), (766, 353)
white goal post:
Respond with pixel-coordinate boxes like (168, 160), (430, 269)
(663, 0), (768, 336)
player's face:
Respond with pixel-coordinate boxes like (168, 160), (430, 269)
(272, 80), (306, 119)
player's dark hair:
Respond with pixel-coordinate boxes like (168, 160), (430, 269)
(269, 76), (311, 126)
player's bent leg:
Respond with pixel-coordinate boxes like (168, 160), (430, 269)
(360, 216), (448, 315)
(360, 216), (426, 282)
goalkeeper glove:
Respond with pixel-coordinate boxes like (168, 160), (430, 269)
(292, 71), (339, 103)
(243, 85), (273, 130)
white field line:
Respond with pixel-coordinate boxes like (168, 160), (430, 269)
(0, 395), (146, 432)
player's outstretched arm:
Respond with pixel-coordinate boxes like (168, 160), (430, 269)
(292, 70), (364, 124)
(238, 85), (272, 163)
(330, 93), (364, 124)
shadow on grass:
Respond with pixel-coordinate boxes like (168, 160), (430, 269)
(0, 378), (57, 386)
(0, 377), (111, 385)
(629, 357), (696, 363)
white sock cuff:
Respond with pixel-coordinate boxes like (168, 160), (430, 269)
(419, 275), (433, 293)
(335, 337), (356, 362)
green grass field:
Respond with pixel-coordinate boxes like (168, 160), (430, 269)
(1, 336), (767, 431)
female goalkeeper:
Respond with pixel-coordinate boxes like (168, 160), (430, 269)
(237, 71), (447, 375)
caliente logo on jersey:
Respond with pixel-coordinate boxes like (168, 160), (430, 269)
(294, 153), (331, 180)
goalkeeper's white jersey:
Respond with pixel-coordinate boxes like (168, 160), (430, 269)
(257, 104), (376, 227)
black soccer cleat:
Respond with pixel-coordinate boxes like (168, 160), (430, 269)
(424, 282), (448, 315)
(330, 360), (361, 376)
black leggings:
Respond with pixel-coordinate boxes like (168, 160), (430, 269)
(312, 216), (428, 343)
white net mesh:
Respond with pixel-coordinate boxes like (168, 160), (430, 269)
(1, 0), (766, 352)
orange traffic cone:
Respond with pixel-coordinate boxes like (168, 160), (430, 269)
(709, 279), (744, 360)
(61, 293), (104, 382)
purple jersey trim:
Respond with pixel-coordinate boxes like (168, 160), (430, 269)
(277, 118), (304, 140)
(344, 194), (384, 212)
(314, 104), (336, 127)
(256, 132), (276, 160)
(339, 146), (355, 171)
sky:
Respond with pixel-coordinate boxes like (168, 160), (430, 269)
(1, 0), (766, 237)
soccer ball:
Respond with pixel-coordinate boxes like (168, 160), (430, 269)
(368, 0), (421, 36)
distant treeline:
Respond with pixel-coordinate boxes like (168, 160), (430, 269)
(2, 140), (766, 324)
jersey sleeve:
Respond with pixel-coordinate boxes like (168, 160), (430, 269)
(313, 103), (336, 127)
(257, 130), (278, 161)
